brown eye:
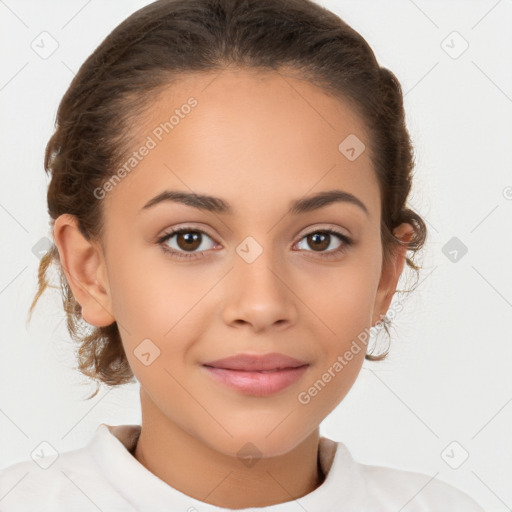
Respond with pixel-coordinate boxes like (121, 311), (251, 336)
(175, 231), (202, 251)
(305, 232), (330, 252)
(295, 228), (352, 259)
(158, 227), (217, 260)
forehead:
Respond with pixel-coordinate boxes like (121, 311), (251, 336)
(105, 68), (379, 223)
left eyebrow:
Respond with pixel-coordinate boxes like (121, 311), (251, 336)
(139, 189), (369, 217)
(289, 190), (369, 216)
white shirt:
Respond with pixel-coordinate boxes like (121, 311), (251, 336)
(0, 423), (484, 511)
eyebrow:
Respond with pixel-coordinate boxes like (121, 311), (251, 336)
(140, 189), (369, 217)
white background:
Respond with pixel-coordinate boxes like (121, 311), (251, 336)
(1, 0), (511, 510)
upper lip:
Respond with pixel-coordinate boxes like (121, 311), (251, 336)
(202, 352), (309, 371)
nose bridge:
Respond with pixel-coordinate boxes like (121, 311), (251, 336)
(235, 233), (284, 295)
(221, 233), (297, 331)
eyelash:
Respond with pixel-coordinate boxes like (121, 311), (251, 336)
(156, 226), (352, 261)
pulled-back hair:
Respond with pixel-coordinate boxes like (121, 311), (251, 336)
(29, 0), (427, 399)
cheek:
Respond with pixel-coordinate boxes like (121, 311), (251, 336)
(305, 261), (379, 337)
(106, 253), (210, 366)
(296, 257), (379, 396)
(107, 245), (187, 329)
(295, 271), (374, 419)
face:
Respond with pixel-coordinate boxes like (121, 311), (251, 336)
(56, 68), (410, 458)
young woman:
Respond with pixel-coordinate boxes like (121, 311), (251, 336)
(0, 0), (484, 509)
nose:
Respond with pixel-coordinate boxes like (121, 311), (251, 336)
(221, 245), (298, 333)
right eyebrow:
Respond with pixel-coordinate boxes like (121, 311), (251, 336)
(140, 190), (232, 214)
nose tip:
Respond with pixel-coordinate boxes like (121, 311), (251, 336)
(223, 257), (297, 332)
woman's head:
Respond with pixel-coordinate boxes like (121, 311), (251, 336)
(30, 0), (426, 455)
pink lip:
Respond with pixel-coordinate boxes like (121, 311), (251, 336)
(203, 366), (308, 396)
(202, 352), (308, 371)
(202, 352), (309, 396)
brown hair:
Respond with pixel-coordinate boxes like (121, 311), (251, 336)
(28, 0), (427, 399)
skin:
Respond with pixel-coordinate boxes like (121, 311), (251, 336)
(53, 67), (414, 508)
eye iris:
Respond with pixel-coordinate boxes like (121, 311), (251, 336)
(177, 231), (201, 251)
(308, 232), (329, 251)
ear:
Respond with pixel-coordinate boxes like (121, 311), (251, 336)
(53, 214), (115, 327)
(372, 222), (415, 326)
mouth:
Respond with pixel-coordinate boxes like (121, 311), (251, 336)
(202, 352), (309, 371)
(201, 352), (310, 396)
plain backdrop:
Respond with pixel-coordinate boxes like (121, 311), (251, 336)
(1, 0), (511, 510)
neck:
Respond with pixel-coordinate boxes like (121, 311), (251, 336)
(132, 388), (324, 509)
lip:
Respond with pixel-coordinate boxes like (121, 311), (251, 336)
(202, 352), (309, 396)
(203, 366), (309, 396)
(202, 352), (309, 371)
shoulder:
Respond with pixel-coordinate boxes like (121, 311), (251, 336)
(316, 438), (485, 511)
(356, 460), (485, 511)
(0, 429), (122, 512)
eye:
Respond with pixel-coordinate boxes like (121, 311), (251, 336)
(295, 228), (352, 259)
(156, 226), (353, 261)
(157, 227), (218, 260)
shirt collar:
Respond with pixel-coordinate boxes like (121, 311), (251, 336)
(89, 423), (363, 511)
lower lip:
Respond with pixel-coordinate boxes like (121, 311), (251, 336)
(203, 365), (309, 396)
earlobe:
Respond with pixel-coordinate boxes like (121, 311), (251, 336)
(53, 214), (115, 327)
(372, 222), (414, 326)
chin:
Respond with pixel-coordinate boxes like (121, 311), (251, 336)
(204, 427), (312, 460)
